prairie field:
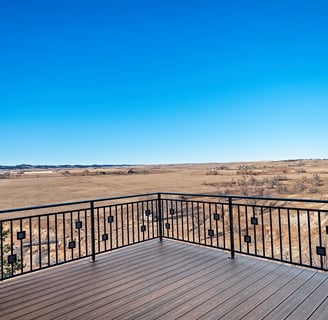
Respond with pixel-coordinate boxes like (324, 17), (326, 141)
(1, 159), (328, 275)
(1, 159), (328, 210)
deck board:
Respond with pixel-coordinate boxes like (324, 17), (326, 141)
(0, 239), (327, 320)
(128, 255), (261, 320)
(198, 266), (306, 320)
(308, 297), (328, 320)
(286, 278), (328, 320)
(263, 272), (327, 319)
(229, 268), (312, 320)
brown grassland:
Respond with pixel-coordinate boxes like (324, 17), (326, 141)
(1, 159), (328, 273)
(1, 159), (328, 210)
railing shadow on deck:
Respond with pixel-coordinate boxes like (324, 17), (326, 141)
(1, 192), (327, 280)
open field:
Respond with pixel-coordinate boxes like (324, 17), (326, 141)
(1, 160), (328, 278)
(1, 159), (328, 210)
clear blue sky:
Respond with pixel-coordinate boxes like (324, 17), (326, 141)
(1, 0), (328, 165)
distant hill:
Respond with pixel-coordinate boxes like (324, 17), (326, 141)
(0, 164), (132, 170)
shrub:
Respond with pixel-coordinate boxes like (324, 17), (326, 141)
(255, 187), (265, 196)
(277, 185), (288, 194)
(1, 229), (24, 278)
(293, 180), (306, 192)
(312, 174), (322, 186)
(307, 187), (319, 194)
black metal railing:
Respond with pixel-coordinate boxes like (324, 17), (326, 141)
(0, 193), (160, 280)
(1, 192), (327, 280)
(159, 192), (328, 272)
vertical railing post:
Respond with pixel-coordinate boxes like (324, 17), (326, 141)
(229, 197), (235, 259)
(90, 201), (96, 262)
(157, 193), (163, 241)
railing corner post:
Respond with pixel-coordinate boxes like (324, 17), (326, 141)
(229, 197), (235, 259)
(90, 201), (96, 262)
(157, 193), (163, 242)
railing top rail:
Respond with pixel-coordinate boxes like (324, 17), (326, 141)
(0, 192), (159, 214)
(1, 191), (328, 215)
(160, 192), (328, 204)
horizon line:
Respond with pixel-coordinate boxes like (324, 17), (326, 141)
(1, 158), (327, 168)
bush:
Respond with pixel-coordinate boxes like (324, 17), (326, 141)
(1, 229), (24, 278)
(307, 187), (319, 194)
(293, 180), (306, 192)
(277, 185), (288, 194)
(312, 174), (323, 186)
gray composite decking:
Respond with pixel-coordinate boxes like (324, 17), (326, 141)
(0, 239), (327, 319)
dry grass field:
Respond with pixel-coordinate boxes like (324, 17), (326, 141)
(1, 159), (328, 275)
(1, 159), (328, 210)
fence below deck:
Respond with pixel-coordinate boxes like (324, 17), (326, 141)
(1, 192), (327, 280)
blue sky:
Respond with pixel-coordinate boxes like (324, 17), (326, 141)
(1, 0), (328, 165)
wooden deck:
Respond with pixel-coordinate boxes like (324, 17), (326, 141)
(1, 239), (327, 320)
